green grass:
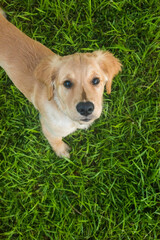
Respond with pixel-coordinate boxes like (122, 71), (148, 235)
(0, 0), (160, 239)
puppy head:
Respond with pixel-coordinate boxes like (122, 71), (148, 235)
(35, 51), (122, 123)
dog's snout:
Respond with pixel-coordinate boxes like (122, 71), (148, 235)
(76, 101), (94, 116)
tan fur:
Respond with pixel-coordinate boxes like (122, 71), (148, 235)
(0, 10), (122, 157)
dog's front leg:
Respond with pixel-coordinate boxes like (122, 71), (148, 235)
(40, 119), (70, 158)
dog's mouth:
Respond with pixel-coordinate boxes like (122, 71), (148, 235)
(81, 118), (91, 122)
(72, 114), (97, 124)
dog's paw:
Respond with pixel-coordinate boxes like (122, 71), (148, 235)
(54, 141), (70, 158)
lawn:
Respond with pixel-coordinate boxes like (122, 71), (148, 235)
(0, 0), (160, 239)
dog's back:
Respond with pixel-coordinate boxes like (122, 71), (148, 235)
(0, 8), (54, 100)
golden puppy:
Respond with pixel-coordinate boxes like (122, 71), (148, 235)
(0, 9), (122, 158)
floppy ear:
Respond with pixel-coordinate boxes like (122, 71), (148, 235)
(34, 55), (60, 101)
(93, 50), (122, 94)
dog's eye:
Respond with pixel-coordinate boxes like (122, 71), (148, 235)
(92, 78), (100, 85)
(63, 80), (73, 89)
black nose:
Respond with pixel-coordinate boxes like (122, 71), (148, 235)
(76, 101), (94, 116)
